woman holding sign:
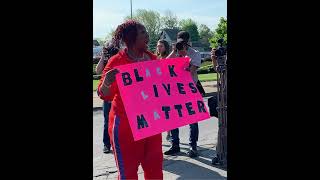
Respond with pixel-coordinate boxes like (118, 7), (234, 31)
(97, 20), (163, 180)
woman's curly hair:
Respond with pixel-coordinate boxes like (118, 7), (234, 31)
(112, 19), (143, 47)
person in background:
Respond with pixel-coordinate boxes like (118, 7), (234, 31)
(211, 47), (217, 68)
(97, 20), (163, 180)
(96, 41), (119, 154)
(156, 39), (170, 59)
(165, 31), (202, 158)
(96, 41), (119, 74)
(155, 39), (172, 141)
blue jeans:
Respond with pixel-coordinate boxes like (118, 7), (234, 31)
(170, 123), (199, 148)
(103, 101), (112, 148)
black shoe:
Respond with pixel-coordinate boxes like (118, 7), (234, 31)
(103, 145), (111, 154)
(187, 147), (198, 158)
(212, 156), (220, 165)
(164, 145), (180, 155)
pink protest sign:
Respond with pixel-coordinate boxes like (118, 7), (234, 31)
(115, 57), (210, 141)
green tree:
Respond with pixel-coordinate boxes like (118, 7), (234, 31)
(199, 24), (213, 42)
(125, 9), (161, 52)
(199, 24), (213, 51)
(179, 19), (200, 41)
(161, 10), (178, 29)
(209, 17), (227, 48)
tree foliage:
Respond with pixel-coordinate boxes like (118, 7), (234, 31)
(179, 18), (200, 41)
(209, 17), (227, 48)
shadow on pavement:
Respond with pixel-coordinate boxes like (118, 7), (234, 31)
(163, 159), (226, 180)
(163, 143), (227, 171)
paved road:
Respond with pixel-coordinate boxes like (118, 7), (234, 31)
(93, 97), (227, 179)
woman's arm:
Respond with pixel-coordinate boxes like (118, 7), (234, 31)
(99, 68), (119, 97)
(96, 56), (107, 75)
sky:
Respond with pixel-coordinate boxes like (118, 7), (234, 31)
(93, 0), (227, 39)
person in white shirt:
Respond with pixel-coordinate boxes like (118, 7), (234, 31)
(165, 31), (202, 158)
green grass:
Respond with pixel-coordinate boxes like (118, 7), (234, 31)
(198, 73), (217, 82)
(93, 73), (217, 91)
(93, 80), (99, 91)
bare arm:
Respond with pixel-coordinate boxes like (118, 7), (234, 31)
(190, 64), (198, 75)
(166, 50), (177, 59)
(99, 68), (119, 97)
(96, 56), (107, 75)
(166, 43), (178, 59)
(211, 48), (217, 69)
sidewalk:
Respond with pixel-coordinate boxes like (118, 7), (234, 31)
(93, 102), (227, 179)
(94, 139), (227, 180)
(93, 80), (226, 179)
(93, 81), (217, 109)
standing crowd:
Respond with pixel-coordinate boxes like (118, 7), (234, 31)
(95, 19), (217, 180)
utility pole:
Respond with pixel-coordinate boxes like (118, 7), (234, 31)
(130, 0), (132, 19)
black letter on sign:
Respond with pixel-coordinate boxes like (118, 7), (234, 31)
(153, 85), (159, 97)
(134, 69), (143, 82)
(177, 83), (186, 94)
(162, 106), (171, 119)
(197, 101), (207, 113)
(174, 104), (183, 117)
(122, 72), (132, 86)
(168, 65), (177, 77)
(185, 102), (196, 115)
(189, 82), (198, 93)
(162, 84), (171, 96)
(137, 114), (149, 129)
